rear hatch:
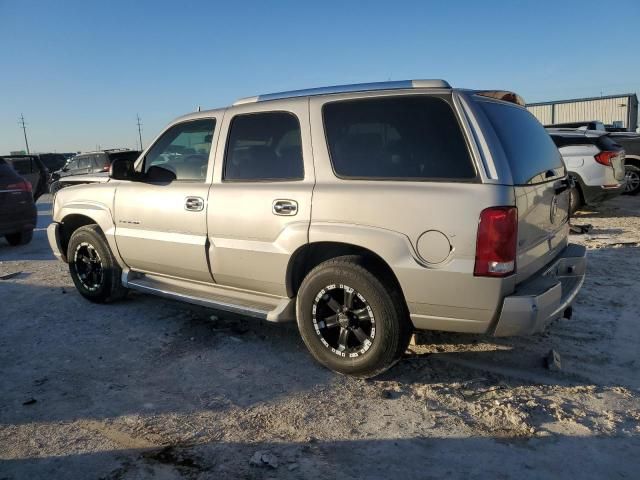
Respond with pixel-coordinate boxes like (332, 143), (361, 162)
(596, 135), (625, 183)
(0, 160), (33, 221)
(475, 98), (570, 284)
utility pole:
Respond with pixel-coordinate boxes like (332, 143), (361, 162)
(18, 114), (30, 154)
(136, 114), (143, 151)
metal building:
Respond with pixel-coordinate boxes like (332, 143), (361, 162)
(527, 93), (638, 131)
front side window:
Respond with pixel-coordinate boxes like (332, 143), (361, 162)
(224, 112), (304, 181)
(323, 96), (476, 180)
(144, 119), (216, 181)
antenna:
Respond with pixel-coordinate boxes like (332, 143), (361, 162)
(18, 114), (30, 154)
(136, 114), (143, 150)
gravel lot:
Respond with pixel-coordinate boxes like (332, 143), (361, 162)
(1, 194), (639, 479)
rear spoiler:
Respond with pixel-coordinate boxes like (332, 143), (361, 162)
(475, 90), (526, 107)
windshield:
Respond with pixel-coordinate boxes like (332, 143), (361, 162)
(477, 99), (565, 185)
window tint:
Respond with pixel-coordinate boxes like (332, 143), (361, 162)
(144, 119), (215, 181)
(224, 112), (304, 181)
(78, 156), (92, 169)
(477, 100), (565, 185)
(7, 158), (33, 174)
(323, 96), (475, 180)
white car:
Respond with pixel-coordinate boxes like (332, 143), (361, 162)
(547, 129), (626, 213)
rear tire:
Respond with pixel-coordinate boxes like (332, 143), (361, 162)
(67, 225), (127, 303)
(296, 256), (411, 378)
(569, 185), (583, 215)
(624, 164), (640, 196)
(5, 229), (34, 246)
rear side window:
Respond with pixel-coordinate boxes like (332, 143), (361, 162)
(7, 158), (33, 174)
(323, 96), (475, 180)
(477, 100), (565, 184)
(224, 112), (304, 181)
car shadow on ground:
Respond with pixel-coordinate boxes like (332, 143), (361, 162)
(1, 433), (638, 479)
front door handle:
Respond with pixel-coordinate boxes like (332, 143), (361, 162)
(185, 196), (204, 212)
(272, 199), (298, 216)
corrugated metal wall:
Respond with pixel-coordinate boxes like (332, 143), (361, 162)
(527, 104), (553, 125)
(555, 97), (629, 126)
(527, 96), (633, 128)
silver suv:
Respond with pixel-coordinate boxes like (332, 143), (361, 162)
(47, 80), (587, 377)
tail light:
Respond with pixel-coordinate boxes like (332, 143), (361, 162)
(7, 180), (32, 192)
(474, 207), (518, 277)
(102, 162), (110, 171)
(594, 151), (618, 166)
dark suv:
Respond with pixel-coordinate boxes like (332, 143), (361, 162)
(0, 155), (49, 201)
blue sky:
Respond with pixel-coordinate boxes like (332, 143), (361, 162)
(1, 0), (639, 154)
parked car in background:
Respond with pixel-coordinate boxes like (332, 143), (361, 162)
(49, 172), (110, 193)
(609, 132), (640, 195)
(0, 155), (49, 201)
(38, 153), (69, 174)
(50, 149), (140, 193)
(546, 129), (626, 213)
(48, 80), (586, 377)
(546, 120), (606, 132)
(0, 158), (36, 246)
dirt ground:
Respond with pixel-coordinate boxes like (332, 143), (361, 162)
(1, 194), (639, 479)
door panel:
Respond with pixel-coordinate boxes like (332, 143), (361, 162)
(114, 117), (219, 283)
(114, 182), (212, 282)
(208, 99), (314, 297)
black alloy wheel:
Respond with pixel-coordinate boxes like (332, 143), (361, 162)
(312, 284), (376, 359)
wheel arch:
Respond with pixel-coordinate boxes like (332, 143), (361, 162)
(58, 213), (101, 260)
(286, 240), (409, 315)
(625, 155), (640, 168)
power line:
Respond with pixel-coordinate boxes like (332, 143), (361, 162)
(18, 113), (30, 154)
(136, 114), (143, 151)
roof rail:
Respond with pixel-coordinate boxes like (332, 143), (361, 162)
(233, 79), (451, 105)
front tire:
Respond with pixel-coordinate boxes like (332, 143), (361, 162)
(67, 225), (127, 303)
(5, 229), (34, 246)
(624, 164), (640, 196)
(296, 256), (411, 378)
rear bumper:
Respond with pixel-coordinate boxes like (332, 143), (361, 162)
(47, 222), (66, 262)
(0, 205), (37, 236)
(492, 244), (587, 336)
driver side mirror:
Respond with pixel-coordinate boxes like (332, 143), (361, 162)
(109, 158), (136, 180)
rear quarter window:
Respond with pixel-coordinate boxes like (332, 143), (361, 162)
(477, 99), (565, 185)
(323, 96), (476, 180)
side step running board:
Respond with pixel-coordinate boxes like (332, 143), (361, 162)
(124, 274), (296, 322)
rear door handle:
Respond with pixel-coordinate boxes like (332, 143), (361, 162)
(272, 199), (298, 216)
(185, 196), (204, 211)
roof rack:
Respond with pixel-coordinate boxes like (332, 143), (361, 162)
(233, 79), (451, 105)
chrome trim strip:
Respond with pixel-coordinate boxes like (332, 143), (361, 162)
(234, 79), (451, 105)
(458, 94), (498, 180)
(0, 189), (22, 193)
(127, 280), (269, 319)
